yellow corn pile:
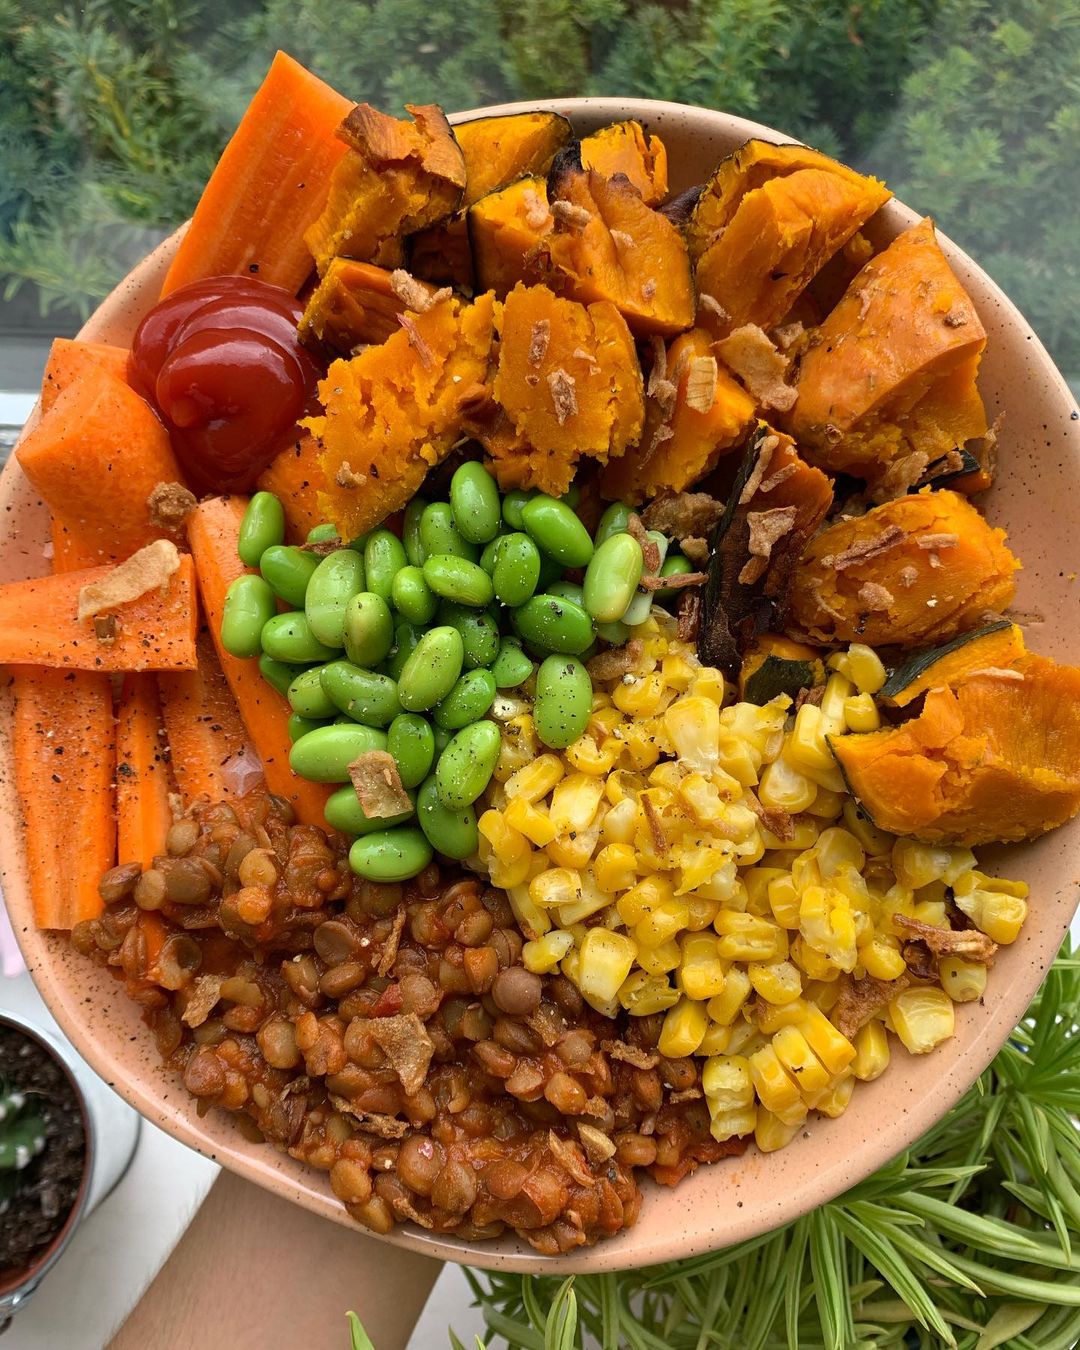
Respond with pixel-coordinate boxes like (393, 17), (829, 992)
(476, 613), (1028, 1151)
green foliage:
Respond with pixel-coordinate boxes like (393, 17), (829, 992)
(2, 0), (1079, 376)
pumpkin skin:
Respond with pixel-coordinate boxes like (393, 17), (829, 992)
(580, 120), (669, 205)
(468, 175), (552, 296)
(298, 259), (436, 354)
(739, 635), (826, 705)
(832, 654), (1080, 845)
(455, 111), (572, 209)
(879, 620), (1026, 707)
(788, 489), (1019, 649)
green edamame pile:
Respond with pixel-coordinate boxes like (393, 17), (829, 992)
(219, 465), (689, 880)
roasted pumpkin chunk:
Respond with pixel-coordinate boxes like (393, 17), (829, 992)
(298, 260), (439, 355)
(699, 424), (833, 674)
(789, 218), (988, 481)
(788, 490), (1019, 649)
(256, 433), (329, 543)
(303, 293), (498, 538)
(580, 120), (668, 205)
(540, 146), (695, 336)
(457, 111), (572, 208)
(485, 282), (643, 496)
(407, 215), (474, 290)
(469, 176), (552, 296)
(739, 635), (825, 705)
(832, 653), (1080, 845)
(305, 103), (466, 275)
(879, 619), (1026, 707)
(601, 328), (755, 504)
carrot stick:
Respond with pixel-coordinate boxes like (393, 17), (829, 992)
(0, 554), (198, 671)
(40, 338), (130, 414)
(116, 674), (174, 869)
(11, 667), (116, 929)
(255, 434), (329, 541)
(17, 365), (185, 569)
(158, 628), (252, 806)
(161, 52), (352, 297)
(187, 496), (331, 825)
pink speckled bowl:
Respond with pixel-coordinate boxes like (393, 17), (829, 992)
(2, 98), (1078, 1275)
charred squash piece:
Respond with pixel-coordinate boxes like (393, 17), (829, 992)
(469, 176), (553, 296)
(580, 120), (669, 205)
(304, 103), (466, 275)
(832, 653), (1080, 845)
(298, 260), (438, 355)
(457, 111), (572, 208)
(303, 293), (498, 538)
(484, 283), (643, 496)
(601, 328), (756, 504)
(699, 424), (833, 674)
(789, 490), (1019, 649)
(541, 145), (695, 336)
(739, 635), (825, 705)
(407, 215), (475, 290)
(879, 620), (1026, 707)
(789, 218), (988, 480)
(913, 445), (993, 496)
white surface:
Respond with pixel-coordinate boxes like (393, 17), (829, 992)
(0, 972), (218, 1349)
(408, 1265), (485, 1349)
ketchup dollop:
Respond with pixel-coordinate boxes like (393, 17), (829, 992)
(129, 276), (323, 493)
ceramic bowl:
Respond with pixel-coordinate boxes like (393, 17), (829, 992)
(2, 97), (1078, 1275)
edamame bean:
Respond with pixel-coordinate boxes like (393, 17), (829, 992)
(416, 776), (478, 860)
(548, 579), (585, 606)
(258, 653), (302, 697)
(594, 619), (630, 645)
(423, 554), (494, 608)
(289, 723), (388, 781)
(491, 637), (534, 689)
(479, 536), (502, 575)
(621, 536), (666, 626)
(502, 489), (534, 531)
(387, 713), (436, 788)
(288, 713), (326, 743)
(402, 497), (428, 567)
(492, 533), (541, 607)
(594, 501), (631, 547)
(343, 592), (394, 667)
(435, 720), (500, 809)
(238, 492), (285, 566)
(434, 669), (497, 730)
(326, 784), (415, 835)
(560, 484), (582, 510)
(306, 522), (339, 544)
(398, 626), (464, 711)
(221, 574), (276, 658)
(384, 621), (421, 681)
(288, 666), (337, 719)
(521, 495), (594, 568)
(583, 532), (645, 623)
(654, 553), (695, 605)
(259, 545), (321, 607)
(349, 827), (433, 881)
(438, 602), (500, 669)
(390, 566), (437, 625)
(420, 502), (478, 562)
(305, 549), (365, 647)
(537, 553), (564, 591)
(319, 660), (402, 727)
(261, 612), (338, 665)
(533, 655), (592, 750)
(449, 461), (502, 544)
(433, 724), (453, 757)
(363, 529), (407, 602)
(512, 593), (594, 655)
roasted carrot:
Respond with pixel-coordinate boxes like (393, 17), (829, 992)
(115, 674), (174, 869)
(40, 338), (130, 414)
(17, 365), (185, 569)
(50, 520), (103, 575)
(255, 434), (329, 541)
(11, 667), (116, 929)
(0, 554), (198, 671)
(161, 52), (352, 297)
(137, 911), (169, 984)
(158, 628), (252, 806)
(187, 497), (331, 825)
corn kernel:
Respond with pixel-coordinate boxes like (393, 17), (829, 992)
(805, 785), (846, 820)
(859, 933), (907, 981)
(798, 886), (858, 972)
(522, 929), (574, 973)
(953, 872), (1029, 944)
(621, 721), (665, 771)
(504, 797), (557, 847)
(715, 911), (789, 963)
(709, 1102), (757, 1142)
(762, 820), (822, 852)
(815, 828), (866, 879)
(702, 1054), (754, 1110)
(820, 673), (853, 733)
(505, 882), (552, 941)
(843, 692), (881, 733)
(816, 1072), (855, 1118)
(892, 838), (952, 890)
(758, 754), (818, 814)
(619, 969), (680, 1016)
(692, 667), (727, 703)
(755, 996), (810, 1034)
(725, 1021), (767, 1057)
(797, 1004), (856, 1075)
(890, 987), (955, 1054)
(766, 873), (801, 928)
(613, 670), (667, 716)
(659, 997), (709, 1057)
(565, 733), (622, 775)
(578, 928), (637, 1009)
(592, 843), (634, 893)
(939, 956), (988, 1003)
(748, 959), (803, 1006)
(699, 1020), (733, 1055)
(479, 810), (530, 865)
(664, 697), (721, 775)
(755, 1109), (802, 1152)
(685, 894), (721, 931)
(787, 704), (835, 775)
(546, 829), (600, 870)
(549, 773), (605, 835)
(707, 966), (751, 1026)
(637, 939), (681, 975)
(505, 753), (564, 803)
(494, 714), (539, 781)
(530, 867), (581, 909)
(772, 1025), (831, 1102)
(617, 876), (674, 926)
(748, 1045), (805, 1124)
(678, 933), (727, 1000)
(600, 797), (637, 845)
(604, 769), (646, 807)
(804, 979), (841, 1013)
(556, 869), (614, 925)
(852, 1021), (890, 1081)
(844, 644), (886, 695)
(635, 897), (690, 948)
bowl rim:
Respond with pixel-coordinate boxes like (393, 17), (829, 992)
(4, 93), (1079, 1275)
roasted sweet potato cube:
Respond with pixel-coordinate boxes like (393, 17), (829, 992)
(581, 120), (668, 205)
(298, 259), (438, 354)
(468, 176), (552, 296)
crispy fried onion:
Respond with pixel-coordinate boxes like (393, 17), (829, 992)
(893, 914), (997, 964)
(348, 750), (412, 819)
(351, 1014), (434, 1095)
(77, 538), (181, 621)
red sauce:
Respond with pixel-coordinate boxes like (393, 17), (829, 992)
(129, 276), (323, 493)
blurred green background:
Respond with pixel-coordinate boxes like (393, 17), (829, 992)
(2, 0), (1078, 376)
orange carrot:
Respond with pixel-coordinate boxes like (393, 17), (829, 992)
(17, 365), (185, 569)
(50, 520), (102, 574)
(40, 338), (130, 414)
(116, 674), (174, 869)
(187, 497), (331, 825)
(161, 52), (352, 297)
(158, 628), (252, 806)
(11, 667), (116, 929)
(255, 434), (329, 541)
(0, 554), (198, 671)
(137, 911), (169, 984)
